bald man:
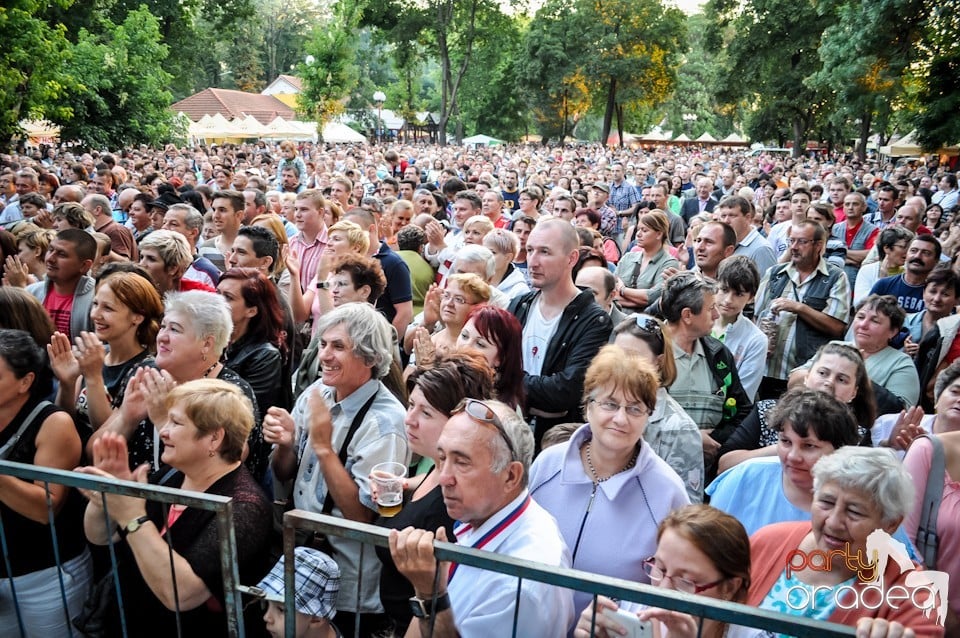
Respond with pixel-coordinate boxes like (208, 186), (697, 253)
(508, 218), (613, 447)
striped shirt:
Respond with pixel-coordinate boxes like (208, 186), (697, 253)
(290, 227), (328, 292)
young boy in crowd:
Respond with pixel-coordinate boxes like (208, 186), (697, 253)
(712, 255), (767, 401)
(256, 547), (342, 638)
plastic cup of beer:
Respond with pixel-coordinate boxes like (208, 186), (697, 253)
(372, 462), (407, 517)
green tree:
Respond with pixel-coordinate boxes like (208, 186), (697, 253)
(810, 0), (917, 160)
(58, 7), (175, 148)
(298, 5), (360, 134)
(449, 4), (528, 141)
(259, 0), (325, 82)
(658, 13), (736, 140)
(706, 0), (834, 156)
(364, 0), (508, 144)
(0, 0), (77, 146)
(579, 0), (687, 146)
(517, 0), (594, 143)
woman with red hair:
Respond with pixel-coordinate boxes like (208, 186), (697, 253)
(457, 304), (525, 412)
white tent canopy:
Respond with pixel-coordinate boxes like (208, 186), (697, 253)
(696, 132), (717, 142)
(462, 134), (502, 146)
(322, 121), (365, 143)
(721, 132), (748, 144)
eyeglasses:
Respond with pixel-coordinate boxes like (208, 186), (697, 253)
(642, 558), (726, 595)
(453, 399), (517, 462)
(788, 238), (817, 246)
(440, 291), (471, 305)
(590, 398), (652, 418)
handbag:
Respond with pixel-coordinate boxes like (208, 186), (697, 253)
(72, 571), (120, 637)
(914, 434), (945, 569)
(73, 467), (180, 635)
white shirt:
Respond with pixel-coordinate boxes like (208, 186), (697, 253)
(522, 298), (561, 376)
(448, 491), (574, 637)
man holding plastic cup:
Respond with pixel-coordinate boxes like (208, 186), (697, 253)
(266, 304), (409, 637)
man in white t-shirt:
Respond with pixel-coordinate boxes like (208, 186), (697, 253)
(507, 218), (613, 446)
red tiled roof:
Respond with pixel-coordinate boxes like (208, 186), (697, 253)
(171, 88), (296, 124)
(276, 75), (303, 92)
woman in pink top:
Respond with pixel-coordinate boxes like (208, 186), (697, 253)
(903, 359), (960, 624)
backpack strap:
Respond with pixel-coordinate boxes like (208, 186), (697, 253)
(321, 389), (380, 515)
(915, 434), (945, 569)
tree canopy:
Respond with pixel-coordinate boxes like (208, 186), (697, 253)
(3, 0), (959, 150)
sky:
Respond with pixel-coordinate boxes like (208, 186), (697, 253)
(670, 0), (706, 14)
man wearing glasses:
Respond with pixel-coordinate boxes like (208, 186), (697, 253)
(753, 220), (850, 400)
(389, 398), (574, 638)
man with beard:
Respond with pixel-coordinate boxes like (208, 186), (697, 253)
(869, 235), (941, 313)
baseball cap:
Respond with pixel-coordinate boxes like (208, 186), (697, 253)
(255, 547), (340, 619)
(591, 182), (610, 193)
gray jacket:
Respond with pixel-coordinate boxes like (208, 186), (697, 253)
(27, 275), (95, 339)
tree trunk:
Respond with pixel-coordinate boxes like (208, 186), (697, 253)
(857, 111), (871, 163)
(615, 102), (625, 149)
(792, 116), (805, 159)
(601, 77), (617, 146)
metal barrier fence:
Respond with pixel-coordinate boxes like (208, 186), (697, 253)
(0, 457), (859, 638)
(0, 460), (245, 638)
(281, 509), (858, 638)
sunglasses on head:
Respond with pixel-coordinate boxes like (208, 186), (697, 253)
(453, 398), (517, 462)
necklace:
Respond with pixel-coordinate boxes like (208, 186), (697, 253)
(202, 362), (219, 378)
(584, 441), (640, 483)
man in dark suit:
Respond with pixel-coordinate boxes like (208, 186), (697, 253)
(681, 176), (718, 224)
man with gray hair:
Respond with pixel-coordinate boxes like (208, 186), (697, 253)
(389, 398), (573, 638)
(162, 203), (221, 286)
(267, 304), (408, 636)
(82, 192), (137, 260)
(660, 272), (752, 471)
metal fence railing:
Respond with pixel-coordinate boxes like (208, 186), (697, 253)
(0, 457), (861, 638)
(281, 509), (857, 638)
(0, 460), (245, 638)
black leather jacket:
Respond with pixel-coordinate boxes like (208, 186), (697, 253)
(509, 289), (613, 439)
(225, 335), (290, 412)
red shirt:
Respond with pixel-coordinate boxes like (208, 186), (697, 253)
(43, 289), (74, 336)
(179, 278), (216, 293)
(844, 219), (878, 249)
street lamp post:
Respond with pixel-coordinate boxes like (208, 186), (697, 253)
(373, 91), (386, 144)
(682, 113), (698, 136)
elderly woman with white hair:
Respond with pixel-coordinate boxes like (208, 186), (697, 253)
(745, 447), (943, 637)
(450, 244), (511, 308)
(90, 290), (267, 482)
(483, 228), (531, 298)
(138, 229), (216, 295)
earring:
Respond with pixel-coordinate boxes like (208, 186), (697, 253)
(208, 450), (216, 458)
(202, 353), (207, 362)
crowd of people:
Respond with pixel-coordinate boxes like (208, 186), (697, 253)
(0, 138), (958, 638)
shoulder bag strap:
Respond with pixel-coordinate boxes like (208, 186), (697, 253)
(0, 401), (53, 461)
(916, 434), (945, 569)
(321, 390), (380, 515)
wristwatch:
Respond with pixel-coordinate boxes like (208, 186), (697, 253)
(120, 515), (151, 538)
(409, 592), (451, 619)
(316, 280), (330, 290)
